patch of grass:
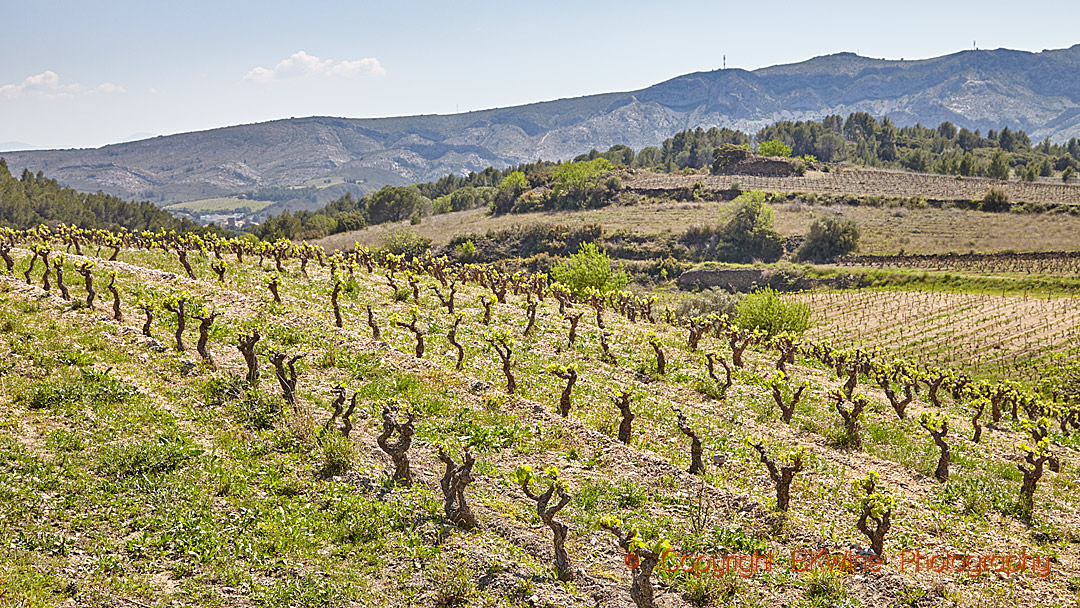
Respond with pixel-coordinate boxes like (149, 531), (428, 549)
(251, 571), (353, 608)
(932, 473), (1015, 518)
(800, 568), (847, 604)
(19, 367), (139, 415)
(432, 559), (475, 607)
(203, 374), (283, 430)
(678, 569), (743, 606)
(95, 432), (201, 479)
(317, 433), (355, 477)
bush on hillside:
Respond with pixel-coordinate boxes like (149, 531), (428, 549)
(549, 242), (629, 297)
(796, 215), (860, 262)
(758, 140), (793, 158)
(716, 191), (785, 263)
(735, 287), (811, 338)
(379, 229), (431, 260)
(675, 288), (742, 320)
(979, 188), (1010, 212)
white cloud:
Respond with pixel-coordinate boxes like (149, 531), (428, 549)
(91, 82), (125, 95)
(0, 71), (124, 100)
(327, 58), (386, 78)
(244, 51), (385, 83)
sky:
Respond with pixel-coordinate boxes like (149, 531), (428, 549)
(2, 0), (1078, 150)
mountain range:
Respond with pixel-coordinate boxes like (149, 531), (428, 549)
(3, 45), (1080, 211)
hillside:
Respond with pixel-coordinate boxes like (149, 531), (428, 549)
(2, 228), (1079, 607)
(313, 165), (1080, 258)
(0, 159), (210, 234)
(4, 46), (1080, 207)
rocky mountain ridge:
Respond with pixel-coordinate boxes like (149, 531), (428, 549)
(3, 45), (1079, 207)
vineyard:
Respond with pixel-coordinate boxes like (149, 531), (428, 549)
(628, 167), (1080, 205)
(1, 226), (1080, 608)
(836, 251), (1080, 276)
(796, 289), (1080, 382)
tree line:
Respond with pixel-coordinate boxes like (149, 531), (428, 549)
(576, 114), (1080, 180)
(0, 159), (220, 235)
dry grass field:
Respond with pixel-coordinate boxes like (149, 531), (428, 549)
(314, 199), (1080, 257)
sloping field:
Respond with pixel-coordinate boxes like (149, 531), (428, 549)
(1, 238), (1079, 607)
(314, 198), (1080, 257)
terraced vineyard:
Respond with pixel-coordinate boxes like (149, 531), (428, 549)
(2, 229), (1080, 608)
(797, 289), (1080, 381)
(836, 252), (1080, 276)
(628, 167), (1080, 205)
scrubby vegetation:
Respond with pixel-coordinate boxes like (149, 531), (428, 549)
(796, 214), (861, 262)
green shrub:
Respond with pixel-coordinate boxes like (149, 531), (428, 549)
(499, 171), (528, 194)
(716, 191), (785, 263)
(761, 262), (807, 290)
(711, 144), (752, 173)
(735, 287), (811, 337)
(552, 158), (613, 197)
(454, 239), (478, 262)
(644, 256), (688, 280)
(758, 140), (793, 158)
(676, 288), (741, 319)
(549, 242), (629, 297)
(379, 229), (431, 259)
(796, 215), (860, 262)
(979, 187), (1010, 212)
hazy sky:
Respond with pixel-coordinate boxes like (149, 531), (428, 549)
(2, 0), (1078, 150)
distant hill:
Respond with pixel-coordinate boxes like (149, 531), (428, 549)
(4, 45), (1080, 208)
(0, 142), (39, 152)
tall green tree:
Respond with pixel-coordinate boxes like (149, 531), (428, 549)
(958, 153), (977, 177)
(986, 150), (1011, 181)
(366, 186), (431, 225)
